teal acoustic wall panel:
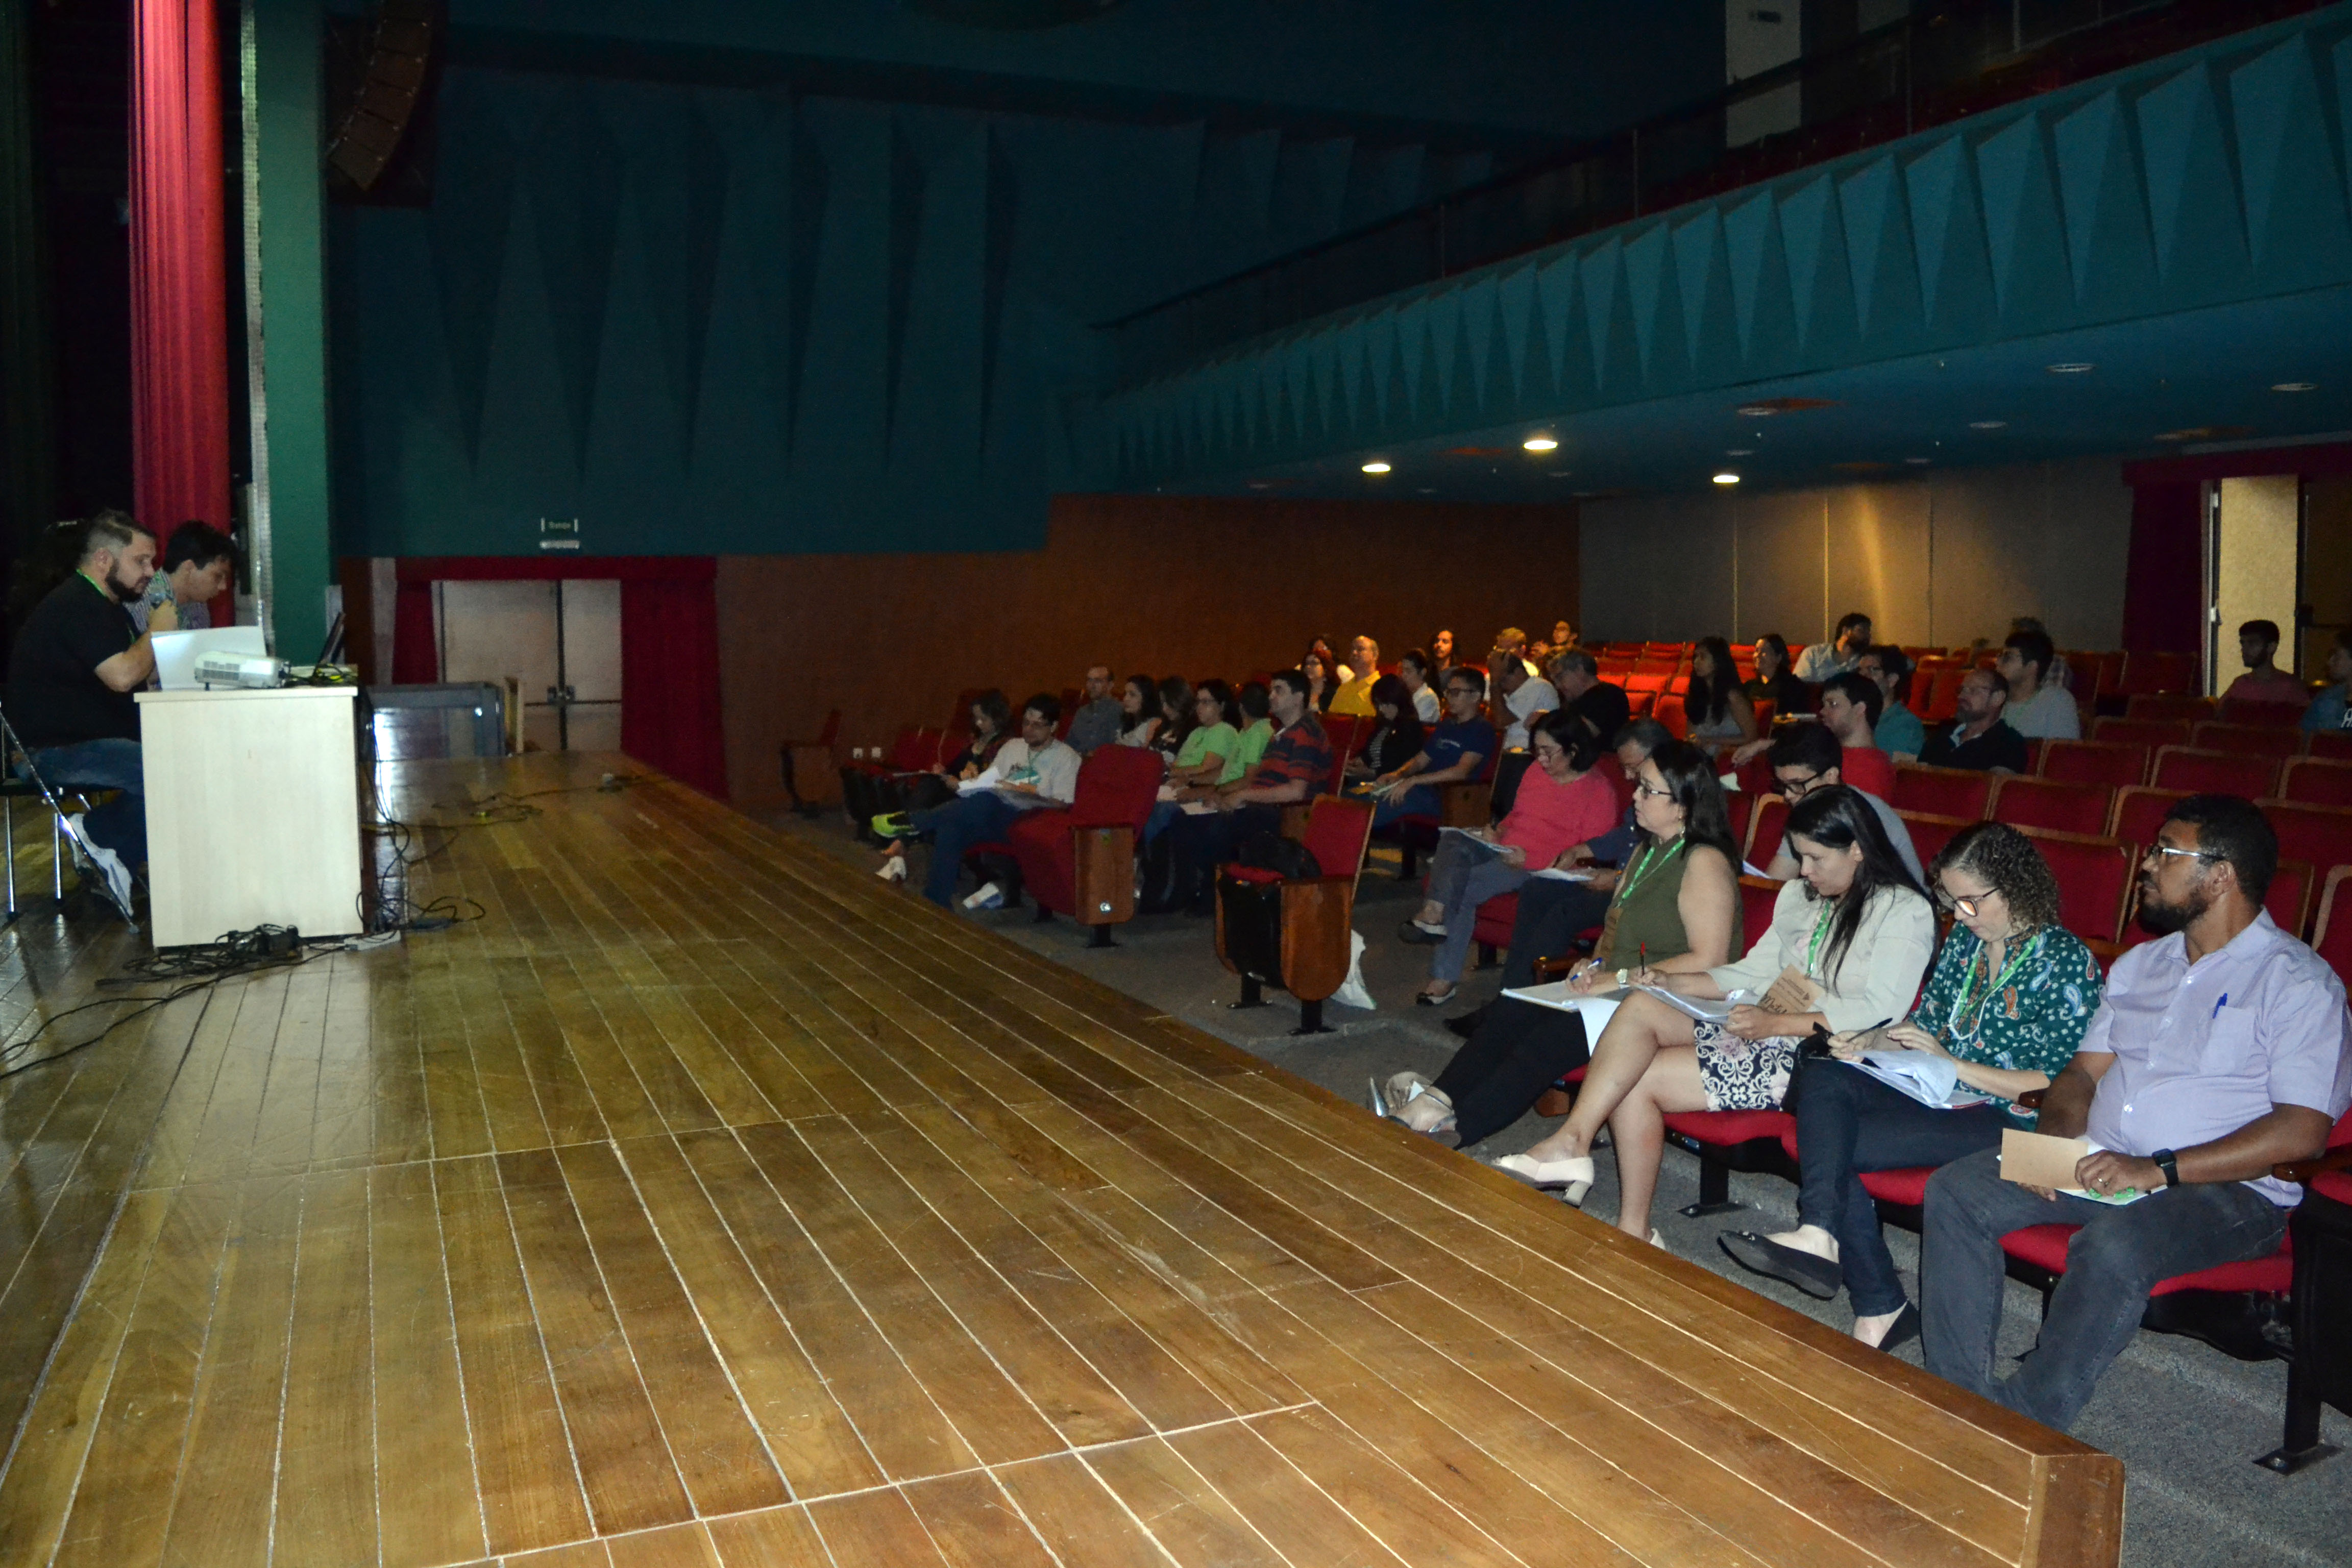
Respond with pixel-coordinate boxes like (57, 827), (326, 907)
(333, 67), (1496, 557)
(1091, 7), (2352, 492)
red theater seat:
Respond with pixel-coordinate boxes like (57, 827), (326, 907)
(2262, 801), (2352, 880)
(2092, 717), (2192, 751)
(2017, 827), (2136, 944)
(1661, 1109), (1798, 1216)
(1007, 747), (1165, 937)
(2308, 730), (2352, 761)
(2108, 786), (2190, 846)
(2118, 650), (2196, 696)
(1892, 765), (1994, 820)
(1743, 795), (1790, 868)
(2124, 694), (2214, 723)
(2040, 740), (2150, 789)
(2191, 722), (2302, 756)
(2150, 746), (2284, 798)
(1896, 811), (1972, 869)
(2281, 758), (2352, 808)
(2314, 868), (2352, 989)
(1991, 776), (2113, 836)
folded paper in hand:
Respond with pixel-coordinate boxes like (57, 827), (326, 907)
(1531, 867), (1596, 882)
(1998, 1130), (2147, 1204)
(955, 767), (1004, 796)
(1849, 1049), (1989, 1109)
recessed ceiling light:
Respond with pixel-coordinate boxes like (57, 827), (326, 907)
(1361, 461), (1391, 474)
(1712, 472), (1741, 486)
(2046, 362), (2096, 374)
(1547, 470), (1574, 478)
(1905, 457), (1932, 465)
(1969, 420), (2008, 430)
(2274, 381), (2318, 393)
(1416, 486), (1436, 494)
(1726, 448), (1755, 456)
(1522, 436), (1558, 452)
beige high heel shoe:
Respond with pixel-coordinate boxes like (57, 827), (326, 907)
(1489, 1152), (1595, 1205)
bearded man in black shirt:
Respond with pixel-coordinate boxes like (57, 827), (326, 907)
(7, 512), (178, 909)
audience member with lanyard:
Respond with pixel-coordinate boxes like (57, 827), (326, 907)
(1921, 797), (2350, 1430)
(1382, 741), (1741, 1149)
(1493, 787), (1934, 1246)
(1721, 823), (2101, 1351)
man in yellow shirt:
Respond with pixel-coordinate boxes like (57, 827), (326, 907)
(1330, 634), (1382, 716)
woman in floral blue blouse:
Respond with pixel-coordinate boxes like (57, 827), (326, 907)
(1720, 822), (2103, 1351)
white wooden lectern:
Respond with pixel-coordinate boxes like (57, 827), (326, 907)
(134, 687), (363, 948)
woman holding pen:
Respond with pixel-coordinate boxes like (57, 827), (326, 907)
(1494, 787), (1935, 1250)
(1719, 822), (2101, 1350)
(1382, 742), (1741, 1152)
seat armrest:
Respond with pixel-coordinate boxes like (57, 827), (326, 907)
(1433, 781), (1491, 827)
(1531, 954), (1580, 981)
(2274, 1144), (2352, 1184)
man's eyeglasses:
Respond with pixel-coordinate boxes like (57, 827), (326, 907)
(2144, 844), (2219, 867)
(1444, 685), (1479, 698)
(1777, 772), (1822, 798)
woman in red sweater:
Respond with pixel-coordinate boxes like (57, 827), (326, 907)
(1401, 708), (1621, 1005)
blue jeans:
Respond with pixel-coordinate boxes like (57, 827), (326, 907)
(1422, 835), (1529, 985)
(1921, 1145), (2290, 1430)
(1371, 785), (1437, 828)
(1791, 1061), (2008, 1316)
(912, 793), (1023, 907)
(26, 739), (146, 865)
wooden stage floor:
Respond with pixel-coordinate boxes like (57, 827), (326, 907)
(0, 754), (2121, 1567)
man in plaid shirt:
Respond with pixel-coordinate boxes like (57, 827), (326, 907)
(1167, 668), (1333, 915)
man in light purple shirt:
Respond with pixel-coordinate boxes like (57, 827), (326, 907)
(1922, 796), (2350, 1430)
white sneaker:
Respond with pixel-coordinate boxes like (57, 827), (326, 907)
(962, 881), (1004, 910)
(876, 853), (907, 883)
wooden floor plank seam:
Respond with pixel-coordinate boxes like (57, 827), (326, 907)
(0, 760), (2122, 1568)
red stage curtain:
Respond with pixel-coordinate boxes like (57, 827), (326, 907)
(130, 0), (231, 546)
(2121, 479), (2203, 656)
(390, 558), (728, 799)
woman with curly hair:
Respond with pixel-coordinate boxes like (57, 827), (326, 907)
(1719, 821), (2103, 1351)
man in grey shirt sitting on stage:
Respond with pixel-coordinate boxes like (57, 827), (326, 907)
(1921, 795), (2351, 1430)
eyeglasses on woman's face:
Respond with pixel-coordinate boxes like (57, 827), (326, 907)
(1937, 884), (1998, 919)
(1632, 781), (1673, 800)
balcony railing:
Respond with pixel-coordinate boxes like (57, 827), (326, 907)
(1098, 0), (2334, 388)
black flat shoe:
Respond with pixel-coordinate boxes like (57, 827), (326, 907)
(1397, 920), (1446, 945)
(1866, 1302), (1920, 1354)
(1717, 1231), (1844, 1300)
(1444, 1003), (1491, 1039)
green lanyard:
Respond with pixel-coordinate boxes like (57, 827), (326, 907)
(1802, 902), (1835, 978)
(1613, 837), (1685, 906)
(1946, 929), (2043, 1041)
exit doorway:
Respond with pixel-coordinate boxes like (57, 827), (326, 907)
(435, 579), (622, 752)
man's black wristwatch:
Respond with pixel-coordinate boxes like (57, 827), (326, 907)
(2151, 1148), (2180, 1188)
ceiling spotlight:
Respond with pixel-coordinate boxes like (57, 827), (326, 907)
(1361, 461), (1391, 474)
(2274, 381), (2318, 393)
(1725, 448), (1755, 457)
(1969, 420), (2008, 430)
(1904, 457), (1932, 465)
(1712, 472), (1741, 486)
(2046, 362), (2097, 374)
(1522, 436), (1559, 452)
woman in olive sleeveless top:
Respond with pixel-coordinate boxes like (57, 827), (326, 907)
(1385, 742), (1744, 1149)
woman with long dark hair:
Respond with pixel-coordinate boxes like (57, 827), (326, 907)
(1299, 650), (1338, 712)
(1685, 635), (1757, 752)
(1719, 822), (2100, 1349)
(1495, 785), (1934, 1244)
(1384, 742), (1743, 1148)
(1115, 674), (1160, 747)
(1344, 674), (1427, 782)
(1152, 675), (1195, 758)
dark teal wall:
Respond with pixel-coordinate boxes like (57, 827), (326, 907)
(330, 66), (1511, 557)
